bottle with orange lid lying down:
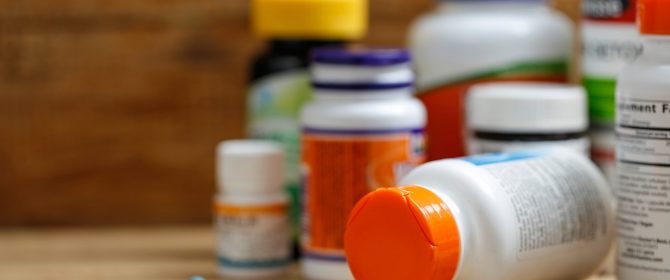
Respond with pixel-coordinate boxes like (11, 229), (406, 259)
(345, 149), (615, 280)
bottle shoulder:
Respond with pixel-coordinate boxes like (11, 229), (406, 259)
(618, 57), (670, 96)
(250, 51), (308, 82)
(300, 97), (426, 129)
(410, 8), (571, 46)
(409, 7), (571, 87)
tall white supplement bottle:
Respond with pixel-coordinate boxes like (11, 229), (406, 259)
(615, 0), (670, 278)
(345, 150), (615, 280)
(582, 0), (642, 184)
(215, 140), (291, 278)
(466, 82), (589, 155)
(300, 48), (426, 279)
(410, 0), (572, 160)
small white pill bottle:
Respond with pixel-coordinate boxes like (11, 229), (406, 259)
(615, 0), (670, 278)
(300, 48), (426, 280)
(214, 140), (291, 278)
(466, 83), (590, 156)
(345, 150), (615, 280)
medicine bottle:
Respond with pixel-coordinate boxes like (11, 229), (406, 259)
(300, 48), (426, 280)
(248, 0), (367, 242)
(615, 0), (670, 278)
(409, 0), (572, 161)
(582, 0), (642, 184)
(345, 150), (615, 280)
(214, 140), (291, 278)
(466, 83), (589, 155)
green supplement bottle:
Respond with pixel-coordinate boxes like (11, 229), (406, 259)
(582, 0), (642, 183)
(248, 0), (367, 249)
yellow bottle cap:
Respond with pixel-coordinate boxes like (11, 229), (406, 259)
(345, 186), (461, 280)
(252, 0), (367, 39)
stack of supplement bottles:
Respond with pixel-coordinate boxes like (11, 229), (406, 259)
(213, 0), (670, 279)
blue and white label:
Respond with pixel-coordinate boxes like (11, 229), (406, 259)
(460, 150), (548, 166)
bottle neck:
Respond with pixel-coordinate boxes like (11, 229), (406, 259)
(312, 62), (415, 100)
(269, 39), (345, 55)
(313, 88), (414, 101)
(437, 0), (547, 12)
(642, 35), (670, 57)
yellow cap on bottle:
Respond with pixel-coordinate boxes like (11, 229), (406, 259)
(252, 0), (367, 39)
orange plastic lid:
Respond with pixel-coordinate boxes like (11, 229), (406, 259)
(344, 186), (460, 280)
(639, 0), (670, 35)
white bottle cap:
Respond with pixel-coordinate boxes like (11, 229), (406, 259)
(216, 140), (284, 197)
(466, 82), (587, 133)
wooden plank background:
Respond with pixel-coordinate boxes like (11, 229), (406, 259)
(0, 0), (577, 226)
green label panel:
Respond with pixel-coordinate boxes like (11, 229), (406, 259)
(584, 76), (617, 124)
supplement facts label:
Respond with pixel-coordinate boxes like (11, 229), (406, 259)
(616, 97), (670, 276)
(482, 154), (609, 259)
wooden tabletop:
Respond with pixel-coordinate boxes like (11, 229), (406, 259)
(0, 226), (615, 280)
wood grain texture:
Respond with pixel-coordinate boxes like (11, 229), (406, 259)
(0, 0), (577, 225)
(0, 0), (432, 226)
(0, 226), (615, 280)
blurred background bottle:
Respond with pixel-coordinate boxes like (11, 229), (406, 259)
(214, 140), (291, 278)
(248, 0), (368, 251)
(582, 0), (642, 185)
(409, 0), (572, 161)
(465, 83), (589, 155)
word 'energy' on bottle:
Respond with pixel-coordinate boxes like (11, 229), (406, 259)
(582, 0), (642, 185)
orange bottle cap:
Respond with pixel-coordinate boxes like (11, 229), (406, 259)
(344, 186), (460, 280)
(639, 0), (670, 35)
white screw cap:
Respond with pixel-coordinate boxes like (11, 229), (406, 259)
(466, 82), (588, 133)
(216, 140), (285, 196)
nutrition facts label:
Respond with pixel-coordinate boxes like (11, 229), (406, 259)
(479, 154), (609, 259)
(617, 96), (670, 276)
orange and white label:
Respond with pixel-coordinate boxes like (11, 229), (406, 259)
(301, 127), (425, 261)
(214, 201), (291, 268)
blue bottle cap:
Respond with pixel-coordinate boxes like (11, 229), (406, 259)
(312, 48), (410, 66)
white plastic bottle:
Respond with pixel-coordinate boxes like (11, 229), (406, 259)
(214, 140), (291, 278)
(300, 48), (426, 279)
(615, 0), (670, 278)
(582, 0), (642, 184)
(409, 0), (572, 161)
(345, 150), (615, 280)
(466, 82), (589, 155)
